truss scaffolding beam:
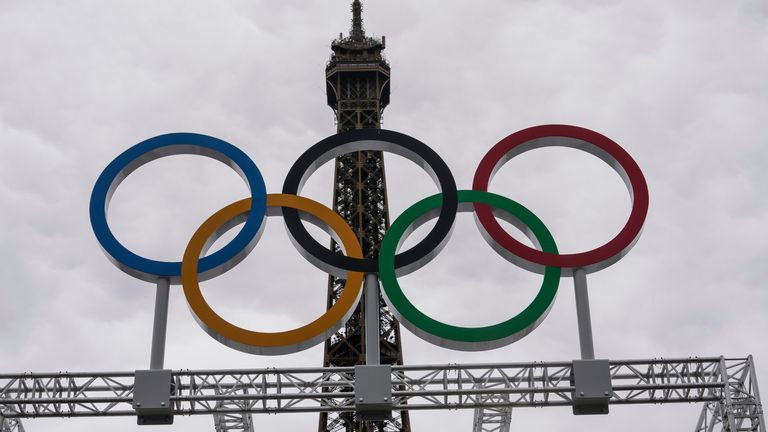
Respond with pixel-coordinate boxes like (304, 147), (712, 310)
(0, 412), (24, 432)
(213, 397), (254, 432)
(0, 356), (762, 431)
(472, 394), (512, 432)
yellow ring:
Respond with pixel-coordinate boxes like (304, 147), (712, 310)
(181, 194), (364, 355)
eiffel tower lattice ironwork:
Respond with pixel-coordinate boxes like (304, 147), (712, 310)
(319, 1), (409, 431)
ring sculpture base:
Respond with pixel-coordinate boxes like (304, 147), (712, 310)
(133, 370), (174, 425)
(571, 360), (612, 415)
(354, 365), (393, 421)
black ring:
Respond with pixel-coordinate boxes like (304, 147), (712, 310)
(282, 129), (458, 275)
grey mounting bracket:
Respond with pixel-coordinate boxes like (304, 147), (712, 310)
(571, 359), (612, 415)
(355, 365), (393, 421)
(133, 369), (174, 425)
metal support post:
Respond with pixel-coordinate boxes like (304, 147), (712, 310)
(696, 356), (764, 432)
(571, 269), (610, 415)
(364, 273), (380, 366)
(748, 355), (766, 432)
(150, 277), (170, 370)
(719, 356), (739, 432)
(573, 268), (595, 360)
(356, 273), (392, 421)
(136, 277), (174, 425)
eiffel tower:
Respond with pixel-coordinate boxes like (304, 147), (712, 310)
(319, 2), (410, 431)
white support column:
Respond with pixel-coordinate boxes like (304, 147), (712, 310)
(364, 273), (380, 365)
(149, 277), (170, 370)
(573, 268), (595, 360)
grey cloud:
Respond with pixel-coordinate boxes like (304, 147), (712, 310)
(0, 0), (766, 431)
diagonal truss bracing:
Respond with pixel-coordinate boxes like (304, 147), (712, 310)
(472, 394), (511, 432)
(0, 414), (24, 432)
(695, 357), (764, 432)
(0, 357), (762, 431)
(213, 396), (254, 431)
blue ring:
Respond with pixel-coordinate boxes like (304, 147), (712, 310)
(89, 132), (267, 283)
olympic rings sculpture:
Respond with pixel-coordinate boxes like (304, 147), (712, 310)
(90, 125), (648, 354)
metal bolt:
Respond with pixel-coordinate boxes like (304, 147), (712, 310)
(604, 391), (610, 396)
(358, 397), (364, 402)
(579, 392), (585, 396)
(135, 402), (141, 407)
(160, 402), (166, 406)
(383, 397), (389, 401)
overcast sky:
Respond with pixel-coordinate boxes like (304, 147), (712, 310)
(1, 1), (766, 431)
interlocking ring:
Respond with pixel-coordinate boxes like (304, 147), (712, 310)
(282, 128), (458, 276)
(473, 124), (648, 276)
(181, 194), (363, 355)
(89, 133), (267, 284)
(90, 125), (648, 354)
(379, 190), (560, 351)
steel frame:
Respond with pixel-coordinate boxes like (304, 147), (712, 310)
(0, 356), (762, 431)
(472, 394), (511, 432)
(213, 399), (254, 432)
(0, 413), (24, 432)
(695, 357), (763, 432)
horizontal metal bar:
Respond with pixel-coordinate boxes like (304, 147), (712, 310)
(0, 357), (736, 378)
(0, 371), (724, 396)
(612, 382), (725, 391)
(1, 381), (723, 407)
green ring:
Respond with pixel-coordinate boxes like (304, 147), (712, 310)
(379, 190), (561, 351)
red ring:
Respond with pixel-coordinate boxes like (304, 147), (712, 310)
(472, 124), (649, 275)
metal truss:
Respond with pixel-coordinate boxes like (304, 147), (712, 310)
(695, 357), (763, 432)
(0, 357), (762, 431)
(213, 400), (254, 432)
(0, 412), (24, 432)
(472, 395), (511, 432)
